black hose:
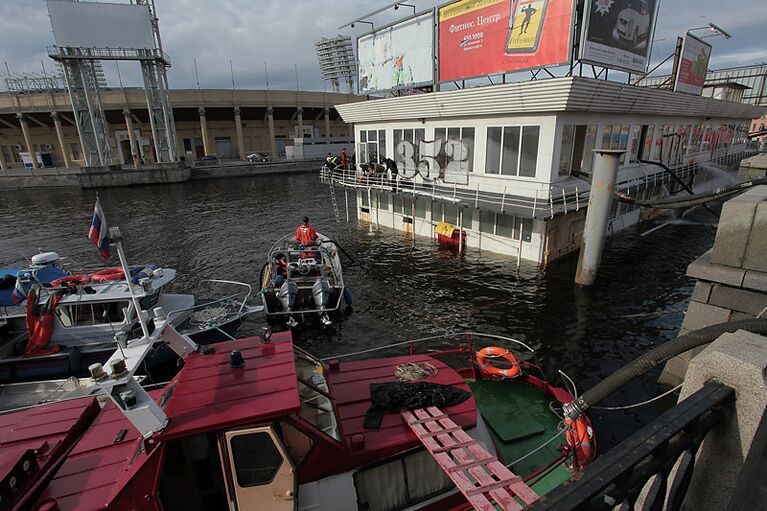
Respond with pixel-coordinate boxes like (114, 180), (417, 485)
(615, 178), (767, 209)
(638, 159), (696, 196)
(565, 318), (767, 419)
(322, 238), (357, 266)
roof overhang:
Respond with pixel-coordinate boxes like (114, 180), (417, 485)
(336, 76), (766, 124)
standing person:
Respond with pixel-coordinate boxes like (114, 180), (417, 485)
(341, 147), (348, 170)
(295, 216), (318, 247)
(520, 4), (537, 34)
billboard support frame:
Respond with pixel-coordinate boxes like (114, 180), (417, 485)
(672, 32), (712, 95)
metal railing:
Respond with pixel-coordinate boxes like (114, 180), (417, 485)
(321, 150), (756, 221)
(530, 381), (735, 511)
(47, 46), (171, 65)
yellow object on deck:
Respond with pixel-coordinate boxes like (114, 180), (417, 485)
(435, 222), (455, 237)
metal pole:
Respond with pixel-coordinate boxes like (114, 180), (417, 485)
(345, 188), (349, 222)
(517, 221), (524, 271)
(111, 227), (150, 340)
(458, 207), (463, 255)
(575, 150), (623, 286)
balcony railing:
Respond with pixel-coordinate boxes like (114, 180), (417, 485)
(320, 150), (755, 221)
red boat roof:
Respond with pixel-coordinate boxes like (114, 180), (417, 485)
(329, 354), (477, 458)
(157, 332), (300, 441)
(0, 397), (100, 510)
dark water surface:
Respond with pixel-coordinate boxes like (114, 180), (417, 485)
(0, 173), (717, 450)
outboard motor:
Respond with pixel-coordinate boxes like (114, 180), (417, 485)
(312, 277), (331, 310)
(278, 279), (297, 312)
(313, 277), (333, 326)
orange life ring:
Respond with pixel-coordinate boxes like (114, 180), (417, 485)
(565, 417), (593, 466)
(90, 267), (125, 282)
(50, 275), (90, 287)
(476, 346), (521, 379)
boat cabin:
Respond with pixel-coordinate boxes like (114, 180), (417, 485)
(4, 332), (487, 511)
(330, 76), (765, 264)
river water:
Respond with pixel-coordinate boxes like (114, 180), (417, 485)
(0, 173), (718, 450)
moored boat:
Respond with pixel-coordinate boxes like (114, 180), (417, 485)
(261, 232), (348, 327)
(0, 322), (594, 511)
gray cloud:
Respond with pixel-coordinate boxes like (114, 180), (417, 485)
(0, 0), (765, 92)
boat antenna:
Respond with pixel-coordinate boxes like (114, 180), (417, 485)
(109, 226), (150, 341)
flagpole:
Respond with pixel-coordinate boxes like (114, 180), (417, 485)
(109, 226), (150, 341)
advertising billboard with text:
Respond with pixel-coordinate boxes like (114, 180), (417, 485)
(438, 0), (574, 82)
(674, 33), (711, 96)
(579, 0), (660, 74)
(358, 12), (435, 94)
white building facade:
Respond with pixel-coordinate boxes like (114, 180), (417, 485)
(329, 77), (764, 265)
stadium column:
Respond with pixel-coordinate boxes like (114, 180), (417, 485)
(51, 112), (71, 169)
(267, 107), (276, 158)
(234, 107), (245, 160)
(123, 110), (138, 167)
(17, 113), (37, 169)
(296, 107), (304, 139)
(324, 107), (331, 138)
(199, 107), (211, 156)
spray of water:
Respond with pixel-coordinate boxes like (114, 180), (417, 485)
(697, 162), (736, 185)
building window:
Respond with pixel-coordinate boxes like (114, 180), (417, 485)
(479, 211), (532, 242)
(559, 125), (597, 176)
(377, 191), (389, 212)
(484, 125), (539, 177)
(414, 197), (427, 219)
(393, 128), (426, 175)
(628, 126), (642, 163)
(359, 129), (386, 165)
(443, 203), (458, 225)
(640, 125), (655, 160)
(433, 127), (475, 180)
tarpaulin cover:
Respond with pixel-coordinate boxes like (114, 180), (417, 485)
(364, 382), (471, 429)
(434, 222), (455, 237)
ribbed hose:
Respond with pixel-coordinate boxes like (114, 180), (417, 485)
(565, 319), (767, 419)
(615, 178), (766, 209)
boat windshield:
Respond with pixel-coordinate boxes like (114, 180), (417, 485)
(294, 348), (341, 441)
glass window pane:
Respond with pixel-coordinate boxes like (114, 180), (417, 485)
(485, 127), (502, 175)
(444, 203), (458, 225)
(394, 195), (404, 215)
(414, 197), (426, 219)
(378, 191), (389, 211)
(404, 129), (413, 143)
(629, 126), (641, 163)
(379, 130), (387, 159)
(461, 128), (474, 172)
(462, 207), (473, 230)
(559, 125), (575, 176)
(367, 142), (378, 163)
(360, 131), (367, 143)
(519, 126), (539, 178)
(582, 125), (597, 173)
(231, 432), (283, 487)
(502, 127), (520, 176)
(496, 213), (515, 238)
(434, 128), (446, 142)
(520, 218), (533, 243)
(618, 125), (630, 152)
(601, 125), (613, 149)
(642, 126), (654, 160)
(447, 127), (460, 140)
(368, 130), (377, 142)
(415, 129), (425, 145)
(480, 210), (495, 234)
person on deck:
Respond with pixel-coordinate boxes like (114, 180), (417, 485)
(295, 217), (318, 247)
(341, 147), (348, 170)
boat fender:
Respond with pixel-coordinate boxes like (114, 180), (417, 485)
(476, 346), (521, 379)
(565, 417), (593, 466)
(343, 288), (353, 306)
(90, 267), (125, 282)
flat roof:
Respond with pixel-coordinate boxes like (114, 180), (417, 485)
(157, 332), (300, 441)
(336, 76), (766, 124)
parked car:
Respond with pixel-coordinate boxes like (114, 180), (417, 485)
(194, 155), (219, 166)
(246, 152), (271, 163)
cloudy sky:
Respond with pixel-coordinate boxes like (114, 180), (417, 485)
(0, 0), (765, 92)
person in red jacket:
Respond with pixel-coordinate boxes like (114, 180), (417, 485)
(295, 217), (318, 247)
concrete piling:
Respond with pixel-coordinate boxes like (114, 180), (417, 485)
(575, 150), (624, 286)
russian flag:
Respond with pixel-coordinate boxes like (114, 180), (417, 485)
(88, 200), (111, 259)
(11, 278), (27, 304)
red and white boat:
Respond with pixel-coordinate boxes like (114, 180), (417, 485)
(0, 318), (594, 511)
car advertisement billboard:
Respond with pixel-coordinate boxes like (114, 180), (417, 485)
(357, 12), (435, 94)
(438, 0), (575, 82)
(579, 0), (661, 74)
(673, 33), (712, 96)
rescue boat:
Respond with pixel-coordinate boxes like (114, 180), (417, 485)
(0, 320), (595, 511)
(260, 232), (349, 327)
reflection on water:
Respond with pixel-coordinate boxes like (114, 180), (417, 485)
(0, 174), (717, 450)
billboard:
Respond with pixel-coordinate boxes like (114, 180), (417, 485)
(438, 0), (575, 82)
(673, 33), (712, 95)
(47, 0), (155, 49)
(579, 0), (660, 74)
(357, 12), (435, 94)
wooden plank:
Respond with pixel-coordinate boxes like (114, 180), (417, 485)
(485, 460), (540, 505)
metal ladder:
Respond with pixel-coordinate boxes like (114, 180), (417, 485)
(402, 406), (539, 511)
(328, 170), (340, 223)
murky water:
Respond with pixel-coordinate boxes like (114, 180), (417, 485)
(0, 173), (718, 450)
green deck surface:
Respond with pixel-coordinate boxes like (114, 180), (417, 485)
(468, 380), (574, 502)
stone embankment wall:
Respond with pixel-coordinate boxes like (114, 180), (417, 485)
(660, 185), (767, 385)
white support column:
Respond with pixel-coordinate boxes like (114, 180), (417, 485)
(17, 113), (37, 169)
(234, 107), (246, 160)
(324, 107), (331, 138)
(198, 107), (211, 156)
(123, 109), (138, 167)
(267, 107), (277, 158)
(51, 112), (71, 169)
(296, 107), (304, 139)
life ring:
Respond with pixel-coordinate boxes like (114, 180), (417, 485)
(51, 275), (90, 287)
(565, 417), (593, 466)
(476, 347), (521, 379)
(90, 267), (125, 282)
